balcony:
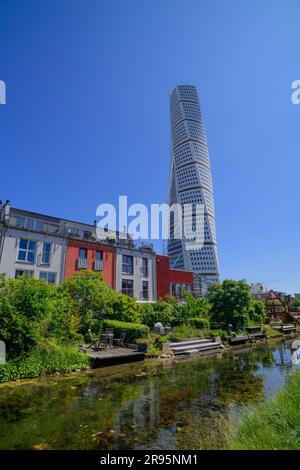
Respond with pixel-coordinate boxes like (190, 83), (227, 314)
(10, 216), (61, 235)
(94, 259), (103, 271)
(78, 258), (87, 269)
(140, 267), (148, 277)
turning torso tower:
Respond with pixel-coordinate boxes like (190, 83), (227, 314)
(167, 84), (220, 293)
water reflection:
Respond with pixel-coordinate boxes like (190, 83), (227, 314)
(0, 339), (298, 450)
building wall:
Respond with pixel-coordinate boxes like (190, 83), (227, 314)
(0, 227), (66, 284)
(64, 239), (115, 288)
(115, 246), (156, 301)
(156, 254), (194, 299)
(156, 255), (171, 299)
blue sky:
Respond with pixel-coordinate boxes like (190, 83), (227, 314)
(1, 0), (300, 293)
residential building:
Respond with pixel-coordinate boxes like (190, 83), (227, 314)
(156, 254), (193, 300)
(0, 202), (66, 285)
(0, 202), (196, 302)
(115, 242), (156, 301)
(64, 238), (116, 288)
(250, 283), (267, 296)
(167, 84), (220, 293)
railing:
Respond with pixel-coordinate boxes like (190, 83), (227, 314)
(78, 258), (87, 269)
(94, 259), (103, 271)
(9, 216), (61, 235)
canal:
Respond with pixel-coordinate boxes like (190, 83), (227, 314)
(0, 339), (298, 450)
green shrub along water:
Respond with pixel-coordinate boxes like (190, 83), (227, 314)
(0, 271), (266, 383)
(0, 344), (89, 383)
(229, 368), (300, 450)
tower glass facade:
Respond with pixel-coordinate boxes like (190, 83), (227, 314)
(167, 85), (220, 294)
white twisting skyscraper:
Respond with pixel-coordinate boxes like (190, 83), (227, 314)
(167, 84), (220, 293)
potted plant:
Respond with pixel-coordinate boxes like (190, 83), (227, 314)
(135, 338), (151, 352)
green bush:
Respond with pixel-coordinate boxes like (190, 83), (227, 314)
(188, 317), (210, 329)
(140, 301), (174, 328)
(0, 344), (89, 383)
(168, 293), (211, 325)
(145, 344), (162, 357)
(154, 335), (169, 349)
(111, 294), (142, 323)
(208, 280), (266, 330)
(168, 324), (203, 342)
(102, 319), (149, 342)
(62, 270), (119, 319)
(210, 329), (229, 342)
(0, 275), (83, 359)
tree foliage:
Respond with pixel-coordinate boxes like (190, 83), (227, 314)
(208, 279), (266, 330)
(0, 275), (80, 358)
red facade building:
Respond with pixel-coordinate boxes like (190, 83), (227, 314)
(156, 255), (194, 299)
(64, 239), (116, 288)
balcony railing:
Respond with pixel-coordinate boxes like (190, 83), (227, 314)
(78, 258), (87, 269)
(140, 267), (148, 277)
(94, 259), (103, 271)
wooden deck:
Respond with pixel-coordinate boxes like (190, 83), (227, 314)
(81, 345), (145, 368)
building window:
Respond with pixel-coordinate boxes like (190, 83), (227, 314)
(17, 239), (36, 263)
(122, 255), (133, 275)
(142, 281), (149, 300)
(41, 243), (51, 264)
(122, 279), (134, 297)
(16, 216), (26, 227)
(68, 227), (84, 238)
(142, 258), (148, 277)
(15, 269), (34, 278)
(79, 248), (87, 259)
(84, 231), (93, 240)
(78, 248), (87, 269)
(40, 271), (56, 284)
(94, 251), (103, 271)
(16, 216), (45, 231)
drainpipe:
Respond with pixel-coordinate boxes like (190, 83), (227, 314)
(0, 201), (11, 265)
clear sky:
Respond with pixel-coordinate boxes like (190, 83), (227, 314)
(1, 0), (300, 293)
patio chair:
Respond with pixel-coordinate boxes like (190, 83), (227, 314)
(104, 328), (114, 335)
(113, 329), (127, 348)
(87, 334), (106, 351)
(87, 328), (106, 350)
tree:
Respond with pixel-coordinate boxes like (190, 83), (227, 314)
(208, 280), (266, 330)
(176, 292), (210, 324)
(290, 298), (300, 309)
(112, 294), (142, 323)
(140, 300), (174, 327)
(62, 270), (119, 320)
(0, 275), (80, 359)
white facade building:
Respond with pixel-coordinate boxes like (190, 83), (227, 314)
(0, 203), (66, 285)
(167, 85), (220, 293)
(115, 244), (156, 301)
(250, 283), (267, 295)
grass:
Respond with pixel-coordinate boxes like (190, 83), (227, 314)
(167, 324), (229, 343)
(228, 368), (300, 449)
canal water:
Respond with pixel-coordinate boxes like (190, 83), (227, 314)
(0, 339), (298, 450)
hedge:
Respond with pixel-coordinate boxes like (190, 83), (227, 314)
(102, 319), (149, 342)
